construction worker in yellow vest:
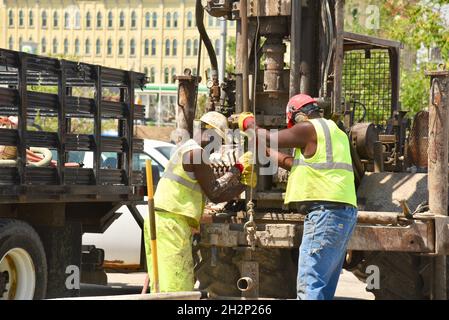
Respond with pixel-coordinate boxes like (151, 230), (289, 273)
(238, 94), (357, 300)
(144, 111), (255, 293)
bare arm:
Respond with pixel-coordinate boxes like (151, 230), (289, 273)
(247, 121), (313, 149)
(267, 148), (294, 171)
(183, 149), (245, 204)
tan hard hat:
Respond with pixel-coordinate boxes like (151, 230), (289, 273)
(199, 111), (229, 140)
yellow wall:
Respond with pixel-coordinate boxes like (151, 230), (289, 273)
(0, 0), (236, 84)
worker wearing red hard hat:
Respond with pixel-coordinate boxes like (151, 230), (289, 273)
(238, 94), (357, 300)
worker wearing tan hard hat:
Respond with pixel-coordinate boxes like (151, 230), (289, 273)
(144, 111), (255, 293)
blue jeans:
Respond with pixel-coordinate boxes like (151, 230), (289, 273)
(297, 206), (357, 300)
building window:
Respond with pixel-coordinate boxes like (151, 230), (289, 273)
(150, 67), (156, 83)
(119, 11), (125, 28)
(86, 12), (91, 28)
(53, 11), (59, 28)
(130, 39), (136, 56)
(173, 12), (178, 28)
(8, 37), (13, 50)
(64, 38), (69, 55)
(193, 39), (199, 55)
(118, 39), (124, 55)
(131, 11), (137, 28)
(151, 39), (156, 56)
(107, 39), (112, 55)
(53, 38), (58, 54)
(215, 39), (220, 55)
(95, 39), (101, 55)
(97, 12), (102, 28)
(164, 68), (169, 83)
(216, 17), (221, 27)
(75, 12), (81, 29)
(192, 67), (197, 75)
(75, 39), (80, 55)
(165, 39), (170, 56)
(41, 37), (46, 53)
(172, 40), (178, 56)
(29, 10), (34, 27)
(186, 39), (192, 56)
(143, 67), (148, 77)
(64, 12), (70, 29)
(8, 10), (13, 27)
(19, 37), (22, 51)
(145, 12), (150, 28)
(85, 38), (91, 55)
(187, 12), (193, 28)
(171, 68), (176, 83)
(42, 11), (48, 28)
(166, 13), (171, 28)
(152, 13), (157, 28)
(108, 11), (113, 28)
(19, 10), (24, 27)
(144, 39), (150, 56)
(208, 15), (213, 27)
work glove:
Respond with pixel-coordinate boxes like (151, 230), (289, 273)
(237, 112), (255, 132)
(235, 151), (257, 188)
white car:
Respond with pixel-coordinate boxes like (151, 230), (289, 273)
(82, 139), (175, 269)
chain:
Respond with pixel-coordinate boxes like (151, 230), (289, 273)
(244, 201), (257, 251)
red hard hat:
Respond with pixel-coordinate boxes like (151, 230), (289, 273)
(286, 94), (317, 128)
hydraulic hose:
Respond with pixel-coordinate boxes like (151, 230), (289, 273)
(196, 0), (219, 80)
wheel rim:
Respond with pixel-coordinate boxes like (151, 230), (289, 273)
(0, 248), (36, 300)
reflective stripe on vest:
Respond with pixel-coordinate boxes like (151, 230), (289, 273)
(293, 118), (353, 172)
(162, 170), (202, 192)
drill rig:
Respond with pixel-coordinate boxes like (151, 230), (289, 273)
(176, 0), (449, 299)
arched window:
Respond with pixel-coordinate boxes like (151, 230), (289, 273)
(150, 67), (156, 83)
(53, 11), (59, 27)
(96, 39), (101, 55)
(215, 39), (221, 55)
(192, 67), (197, 76)
(166, 13), (171, 28)
(86, 12), (91, 28)
(187, 12), (193, 28)
(173, 12), (178, 28)
(164, 67), (169, 83)
(216, 17), (221, 27)
(41, 37), (47, 53)
(85, 38), (91, 55)
(172, 39), (177, 56)
(130, 39), (136, 56)
(74, 38), (80, 55)
(119, 11), (125, 28)
(118, 39), (124, 55)
(165, 39), (170, 56)
(8, 10), (13, 27)
(53, 38), (58, 54)
(64, 38), (69, 54)
(193, 39), (199, 56)
(208, 15), (213, 27)
(19, 37), (22, 50)
(29, 10), (34, 27)
(144, 39), (150, 56)
(19, 10), (24, 26)
(42, 11), (48, 28)
(8, 36), (13, 50)
(171, 68), (176, 83)
(64, 12), (70, 29)
(151, 39), (156, 56)
(152, 13), (157, 28)
(75, 11), (81, 29)
(97, 12), (102, 28)
(131, 11), (137, 28)
(107, 39), (112, 55)
(186, 39), (192, 56)
(143, 67), (149, 76)
(108, 11), (113, 28)
(145, 12), (151, 28)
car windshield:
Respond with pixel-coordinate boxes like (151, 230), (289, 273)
(155, 146), (175, 160)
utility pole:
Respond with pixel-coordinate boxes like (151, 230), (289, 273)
(219, 18), (227, 85)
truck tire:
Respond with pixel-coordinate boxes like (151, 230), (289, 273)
(0, 219), (47, 300)
(196, 247), (297, 299)
(350, 252), (449, 300)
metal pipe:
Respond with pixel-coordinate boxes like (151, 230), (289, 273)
(373, 141), (384, 173)
(219, 18), (228, 85)
(236, 277), (254, 292)
(240, 0), (249, 112)
(427, 70), (449, 300)
(333, 0), (345, 117)
(289, 0), (302, 98)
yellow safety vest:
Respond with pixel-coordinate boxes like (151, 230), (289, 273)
(154, 139), (205, 228)
(285, 118), (357, 207)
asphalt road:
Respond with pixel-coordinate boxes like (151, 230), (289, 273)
(80, 270), (374, 300)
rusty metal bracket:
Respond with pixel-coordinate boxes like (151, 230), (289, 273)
(431, 78), (442, 107)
